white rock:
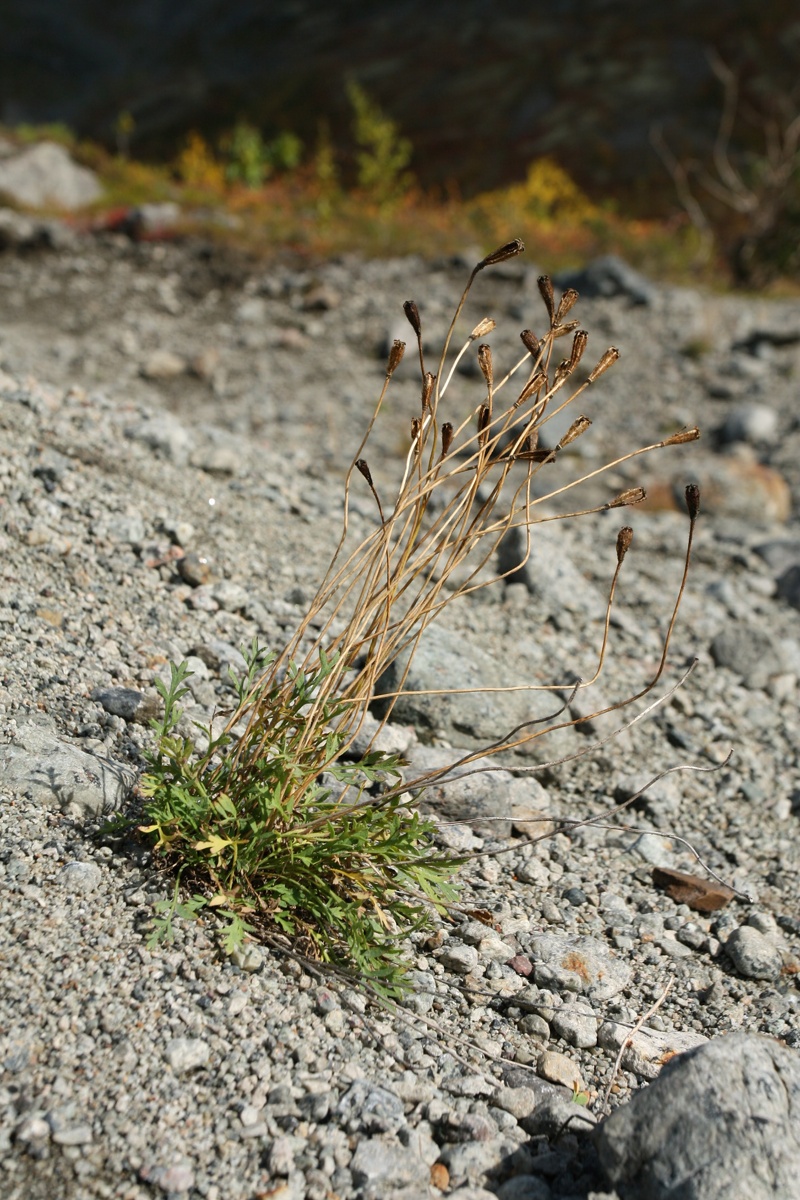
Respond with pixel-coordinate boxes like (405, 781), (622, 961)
(598, 1021), (707, 1081)
(0, 142), (102, 209)
(164, 1037), (210, 1073)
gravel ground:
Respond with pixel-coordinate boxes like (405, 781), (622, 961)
(0, 233), (799, 1200)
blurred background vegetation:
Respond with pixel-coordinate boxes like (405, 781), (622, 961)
(1, 0), (799, 287)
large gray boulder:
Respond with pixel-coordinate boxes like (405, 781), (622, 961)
(373, 625), (577, 763)
(0, 720), (132, 816)
(595, 1033), (800, 1199)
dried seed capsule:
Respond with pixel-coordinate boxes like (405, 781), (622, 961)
(537, 275), (555, 323)
(616, 526), (634, 563)
(355, 459), (374, 487)
(554, 358), (572, 386)
(558, 415), (592, 449)
(587, 347), (620, 382)
(470, 317), (496, 340)
(421, 371), (435, 411)
(386, 339), (406, 377)
(403, 300), (422, 336)
(476, 239), (525, 271)
(555, 288), (579, 323)
(552, 320), (580, 339)
(568, 329), (589, 369)
(441, 422), (454, 457)
(478, 343), (493, 388)
(609, 487), (647, 508)
(520, 329), (540, 358)
(515, 371), (547, 407)
(685, 483), (701, 519)
(663, 427), (701, 446)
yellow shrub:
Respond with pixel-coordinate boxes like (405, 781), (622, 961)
(176, 132), (226, 191)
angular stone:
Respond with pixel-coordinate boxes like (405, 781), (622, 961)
(530, 933), (631, 1001)
(596, 1033), (800, 1199)
(0, 721), (133, 816)
(439, 942), (479, 974)
(724, 926), (783, 980)
(537, 1049), (583, 1091)
(350, 1136), (429, 1190)
(491, 1085), (538, 1120)
(521, 1095), (596, 1138)
(598, 1022), (707, 1082)
(550, 1001), (598, 1049)
(403, 742), (513, 835)
(374, 626), (577, 763)
(92, 686), (159, 724)
(711, 625), (784, 690)
(337, 1080), (405, 1134)
(164, 1037), (210, 1073)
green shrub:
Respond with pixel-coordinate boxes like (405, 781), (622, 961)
(347, 79), (413, 206)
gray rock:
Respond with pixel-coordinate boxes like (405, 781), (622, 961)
(14, 1115), (51, 1143)
(210, 580), (250, 612)
(0, 721), (133, 815)
(717, 403), (779, 446)
(595, 1033), (800, 1199)
(125, 413), (194, 465)
(139, 1161), (196, 1194)
(130, 202), (182, 236)
(228, 940), (266, 972)
(614, 770), (681, 822)
(57, 861), (103, 895)
(92, 686), (158, 723)
(438, 1136), (519, 1188)
(725, 926), (783, 980)
(267, 1135), (295, 1175)
(375, 625), (577, 763)
(101, 513), (146, 546)
(0, 207), (73, 250)
(337, 1080), (405, 1133)
(438, 942), (479, 974)
(189, 638), (248, 675)
(776, 565), (800, 610)
(189, 442), (243, 475)
(491, 1085), (538, 1120)
(530, 934), (631, 1001)
(0, 141), (102, 209)
(496, 1177), (553, 1200)
(349, 1135), (429, 1191)
(710, 625), (783, 690)
(498, 524), (608, 622)
(404, 742), (513, 835)
(554, 256), (655, 305)
(438, 1110), (498, 1143)
(597, 1023), (707, 1082)
(521, 1096), (597, 1138)
(51, 1123), (93, 1146)
(754, 538), (800, 575)
(550, 1001), (598, 1049)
